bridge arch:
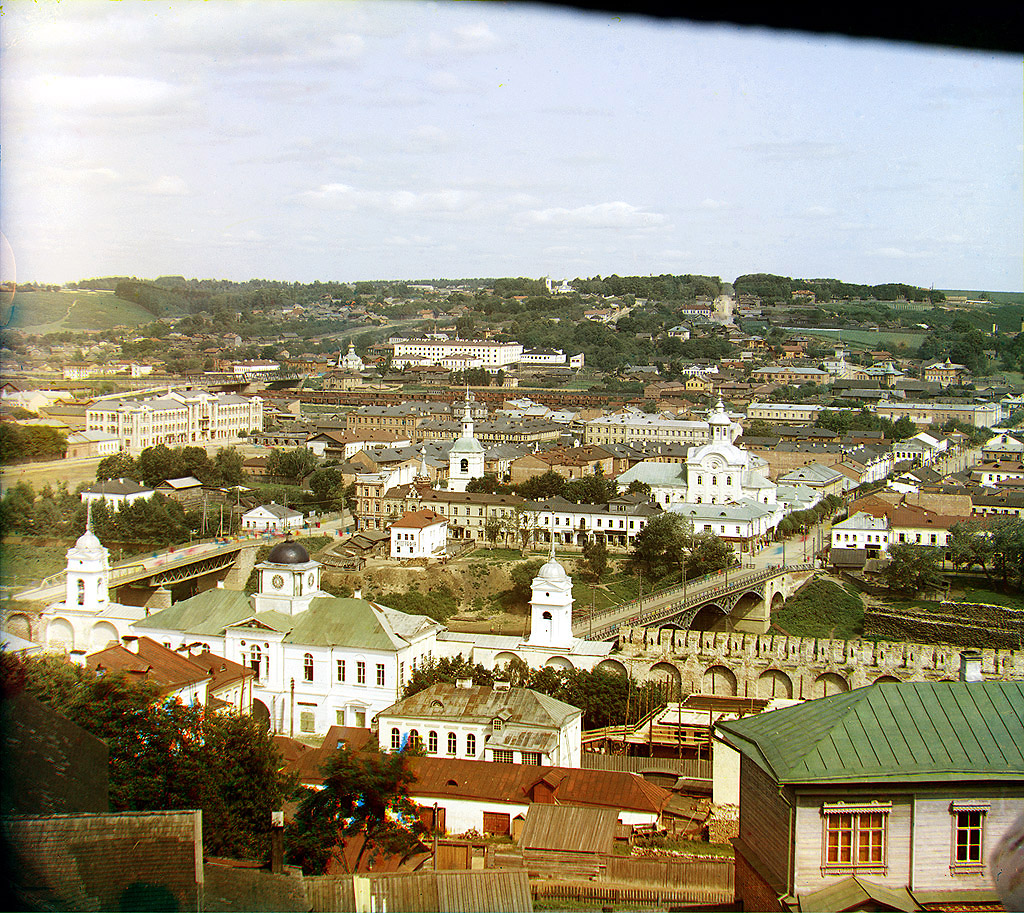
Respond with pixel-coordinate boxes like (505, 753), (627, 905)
(90, 621), (119, 651)
(770, 592), (785, 612)
(596, 658), (628, 677)
(701, 665), (738, 696)
(757, 669), (793, 699)
(691, 603), (730, 632)
(46, 617), (75, 651)
(544, 656), (574, 671)
(813, 672), (849, 698)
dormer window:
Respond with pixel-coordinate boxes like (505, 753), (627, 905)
(492, 718), (503, 732)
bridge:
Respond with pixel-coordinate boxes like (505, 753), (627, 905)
(574, 563), (815, 640)
(16, 538), (259, 608)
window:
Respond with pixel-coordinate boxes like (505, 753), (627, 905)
(521, 751), (542, 765)
(357, 661), (366, 684)
(428, 731), (438, 753)
(336, 659), (345, 682)
(492, 718), (503, 732)
(376, 663), (385, 687)
(409, 729), (421, 750)
(300, 710), (316, 733)
(466, 733), (476, 755)
(951, 803), (988, 871)
(493, 749), (514, 763)
(250, 644), (262, 678)
(822, 803), (889, 874)
(447, 732), (457, 754)
(355, 710), (366, 728)
(303, 653), (314, 682)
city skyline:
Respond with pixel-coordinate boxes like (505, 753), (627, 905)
(2, 1), (1021, 291)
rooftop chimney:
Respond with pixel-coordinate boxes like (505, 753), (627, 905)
(493, 679), (511, 691)
(456, 677), (474, 689)
(960, 649), (983, 682)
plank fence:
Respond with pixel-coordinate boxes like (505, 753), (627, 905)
(581, 752), (713, 780)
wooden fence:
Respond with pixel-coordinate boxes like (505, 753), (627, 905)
(580, 752), (712, 780)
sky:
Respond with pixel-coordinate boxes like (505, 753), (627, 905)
(1, 1), (1021, 291)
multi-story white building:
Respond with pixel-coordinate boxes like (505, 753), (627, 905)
(584, 408), (742, 447)
(874, 400), (1000, 429)
(745, 402), (828, 426)
(86, 389), (263, 455)
(388, 337), (524, 372)
(389, 509), (447, 559)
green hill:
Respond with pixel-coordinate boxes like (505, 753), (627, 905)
(9, 289), (158, 333)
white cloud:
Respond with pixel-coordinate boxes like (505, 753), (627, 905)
(516, 202), (669, 230)
(869, 247), (932, 259)
(142, 175), (189, 197)
(800, 205), (835, 218)
(299, 183), (478, 215)
(413, 21), (499, 56)
(20, 74), (191, 118)
(699, 198), (730, 210)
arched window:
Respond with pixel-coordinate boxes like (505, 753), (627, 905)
(460, 458), (469, 472)
(76, 579), (86, 606)
(697, 475), (702, 486)
(410, 729), (421, 750)
(727, 475), (732, 486)
(712, 476), (717, 486)
(447, 732), (457, 754)
(492, 718), (503, 732)
(428, 731), (438, 753)
(250, 644), (262, 677)
(391, 728), (401, 751)
(542, 611), (552, 620)
(303, 653), (314, 682)
(466, 733), (476, 756)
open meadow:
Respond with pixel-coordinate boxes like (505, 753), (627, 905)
(9, 289), (155, 333)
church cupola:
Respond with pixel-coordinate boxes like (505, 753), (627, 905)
(64, 504), (109, 613)
(448, 391), (484, 493)
(709, 398), (731, 442)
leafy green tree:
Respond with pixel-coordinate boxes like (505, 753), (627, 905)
(883, 544), (944, 597)
(466, 475), (514, 495)
(988, 517), (1024, 591)
(484, 514), (502, 546)
(97, 452), (136, 481)
(285, 747), (425, 875)
(266, 447), (319, 484)
(685, 533), (736, 579)
(563, 467), (618, 504)
(211, 447), (247, 486)
(579, 539), (608, 583)
(509, 558), (545, 605)
(514, 470), (567, 500)
(629, 512), (685, 581)
(948, 522), (995, 574)
(402, 655), (494, 697)
(625, 480), (652, 498)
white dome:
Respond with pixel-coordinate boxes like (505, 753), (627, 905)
(536, 556), (570, 583)
(450, 434), (484, 454)
(74, 529), (103, 552)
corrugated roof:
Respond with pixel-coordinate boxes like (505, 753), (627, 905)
(519, 804), (617, 854)
(370, 869), (533, 913)
(798, 875), (920, 912)
(717, 682), (1024, 785)
(406, 756), (670, 814)
(138, 589), (253, 636)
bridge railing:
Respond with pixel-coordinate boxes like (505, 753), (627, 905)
(580, 563), (814, 640)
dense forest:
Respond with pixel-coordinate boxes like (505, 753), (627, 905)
(734, 273), (945, 304)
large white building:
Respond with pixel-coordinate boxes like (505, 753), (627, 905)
(584, 407), (743, 447)
(86, 389), (263, 455)
(388, 337), (524, 372)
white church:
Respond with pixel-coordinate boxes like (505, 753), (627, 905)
(20, 513), (620, 736)
(447, 393), (485, 492)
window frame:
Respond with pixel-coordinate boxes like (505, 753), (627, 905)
(493, 749), (514, 764)
(820, 802), (890, 876)
(303, 653), (314, 682)
(950, 802), (989, 873)
(447, 732), (457, 755)
(356, 660), (366, 685)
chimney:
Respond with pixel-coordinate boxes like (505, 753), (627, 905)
(456, 677), (474, 689)
(493, 679), (511, 691)
(121, 635), (140, 652)
(354, 588), (362, 600)
(960, 650), (983, 682)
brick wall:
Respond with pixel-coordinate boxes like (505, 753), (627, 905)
(3, 810), (202, 912)
(734, 848), (785, 913)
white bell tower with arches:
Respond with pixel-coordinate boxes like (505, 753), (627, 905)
(64, 504), (110, 613)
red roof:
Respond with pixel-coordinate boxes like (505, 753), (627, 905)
(391, 508), (446, 529)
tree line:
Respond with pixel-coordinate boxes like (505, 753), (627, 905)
(98, 444), (246, 487)
(0, 423), (67, 464)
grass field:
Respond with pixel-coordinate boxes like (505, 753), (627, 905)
(770, 576), (865, 639)
(0, 540), (72, 590)
(800, 327), (928, 349)
(9, 289), (156, 333)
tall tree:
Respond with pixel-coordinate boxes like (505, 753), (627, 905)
(883, 544), (944, 597)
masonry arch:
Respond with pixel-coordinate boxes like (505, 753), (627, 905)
(90, 621), (120, 651)
(544, 655), (574, 671)
(757, 669), (793, 699)
(701, 665), (738, 696)
(493, 651), (519, 670)
(650, 661), (682, 699)
(46, 617), (75, 651)
(690, 603), (730, 632)
(596, 658), (628, 677)
(5, 613), (31, 641)
(814, 672), (849, 698)
(874, 674), (902, 684)
(770, 591), (785, 612)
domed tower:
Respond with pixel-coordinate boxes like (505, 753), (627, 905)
(709, 397), (732, 443)
(253, 539), (322, 616)
(65, 505), (109, 613)
(448, 392), (484, 492)
(527, 540), (574, 648)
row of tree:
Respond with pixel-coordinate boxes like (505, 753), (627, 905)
(0, 423), (67, 464)
(98, 445), (246, 488)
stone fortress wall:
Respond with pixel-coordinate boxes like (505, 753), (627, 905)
(615, 625), (1024, 700)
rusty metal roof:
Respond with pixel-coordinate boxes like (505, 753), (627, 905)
(379, 683), (581, 727)
(406, 756), (670, 815)
(518, 804), (617, 855)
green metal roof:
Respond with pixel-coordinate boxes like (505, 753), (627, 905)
(282, 597), (403, 651)
(798, 875), (920, 912)
(716, 681), (1024, 785)
(138, 589), (253, 636)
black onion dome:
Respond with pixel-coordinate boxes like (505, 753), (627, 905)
(267, 540), (310, 565)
